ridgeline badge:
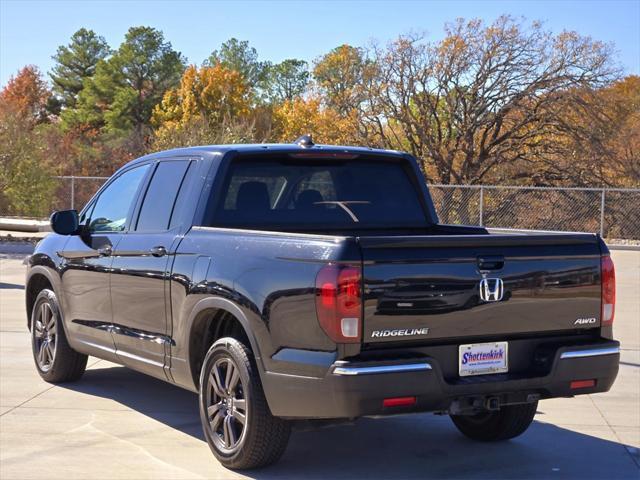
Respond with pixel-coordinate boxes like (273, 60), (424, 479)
(371, 328), (429, 338)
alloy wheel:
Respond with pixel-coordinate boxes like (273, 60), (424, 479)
(33, 302), (57, 372)
(205, 357), (248, 453)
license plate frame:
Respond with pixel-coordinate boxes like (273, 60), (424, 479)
(458, 341), (509, 377)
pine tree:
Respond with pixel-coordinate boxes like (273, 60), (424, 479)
(50, 28), (111, 109)
(67, 26), (185, 140)
(207, 38), (269, 89)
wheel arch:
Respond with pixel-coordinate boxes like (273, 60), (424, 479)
(25, 266), (60, 330)
(185, 296), (264, 391)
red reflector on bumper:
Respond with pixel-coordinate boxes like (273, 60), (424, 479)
(570, 379), (596, 389)
(383, 396), (416, 407)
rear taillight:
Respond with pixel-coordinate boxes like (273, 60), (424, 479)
(601, 255), (616, 326)
(315, 264), (362, 343)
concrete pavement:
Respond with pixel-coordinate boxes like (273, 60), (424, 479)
(1, 251), (638, 479)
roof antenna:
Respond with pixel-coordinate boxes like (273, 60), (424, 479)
(294, 134), (314, 148)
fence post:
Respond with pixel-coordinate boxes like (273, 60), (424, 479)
(70, 176), (75, 210)
(479, 186), (484, 226)
(600, 189), (605, 237)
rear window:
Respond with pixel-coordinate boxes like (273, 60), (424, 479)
(210, 159), (428, 230)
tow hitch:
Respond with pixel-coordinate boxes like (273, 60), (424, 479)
(447, 393), (540, 415)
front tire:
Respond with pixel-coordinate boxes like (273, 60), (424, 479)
(30, 289), (87, 383)
(199, 337), (290, 469)
(450, 401), (538, 441)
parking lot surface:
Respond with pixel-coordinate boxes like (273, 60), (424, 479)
(1, 250), (638, 479)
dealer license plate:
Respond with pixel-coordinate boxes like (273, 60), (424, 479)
(459, 342), (508, 377)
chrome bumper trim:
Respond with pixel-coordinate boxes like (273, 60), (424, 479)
(333, 362), (432, 376)
(560, 346), (620, 359)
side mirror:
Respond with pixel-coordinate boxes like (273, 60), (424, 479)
(50, 210), (79, 235)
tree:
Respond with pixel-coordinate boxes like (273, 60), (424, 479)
(151, 64), (253, 149)
(0, 65), (51, 124)
(69, 26), (185, 145)
(263, 59), (309, 103)
(313, 45), (372, 115)
(50, 28), (111, 109)
(0, 67), (56, 216)
(364, 17), (618, 185)
(272, 97), (360, 145)
(207, 38), (268, 88)
(550, 76), (640, 187)
(606, 76), (640, 186)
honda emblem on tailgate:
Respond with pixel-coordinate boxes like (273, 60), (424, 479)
(479, 278), (504, 302)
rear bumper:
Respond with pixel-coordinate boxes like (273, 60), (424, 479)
(262, 341), (619, 419)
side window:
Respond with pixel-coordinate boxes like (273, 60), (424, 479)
(88, 165), (150, 233)
(136, 160), (191, 232)
(169, 161), (197, 229)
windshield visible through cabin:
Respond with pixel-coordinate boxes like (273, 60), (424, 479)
(209, 159), (429, 231)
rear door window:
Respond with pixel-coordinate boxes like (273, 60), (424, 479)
(136, 160), (191, 232)
(211, 159), (427, 230)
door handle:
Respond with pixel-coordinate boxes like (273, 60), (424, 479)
(97, 245), (112, 257)
(149, 246), (167, 257)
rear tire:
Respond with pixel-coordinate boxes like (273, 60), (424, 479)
(450, 401), (538, 441)
(199, 337), (290, 469)
(30, 289), (87, 383)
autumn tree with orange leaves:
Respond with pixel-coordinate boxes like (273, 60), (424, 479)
(272, 97), (360, 145)
(552, 76), (640, 187)
(361, 17), (620, 185)
(0, 66), (57, 215)
(151, 64), (253, 149)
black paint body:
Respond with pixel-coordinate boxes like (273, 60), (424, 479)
(26, 144), (619, 419)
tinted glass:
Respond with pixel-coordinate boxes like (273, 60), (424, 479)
(212, 159), (427, 229)
(136, 160), (191, 231)
(89, 164), (150, 233)
(223, 171), (286, 209)
(169, 161), (197, 229)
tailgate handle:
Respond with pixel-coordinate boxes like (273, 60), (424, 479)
(477, 255), (504, 271)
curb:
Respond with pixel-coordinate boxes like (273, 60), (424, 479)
(0, 218), (50, 233)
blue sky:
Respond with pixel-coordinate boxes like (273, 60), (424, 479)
(1, 0), (639, 86)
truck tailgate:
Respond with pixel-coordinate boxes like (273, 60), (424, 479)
(359, 234), (602, 345)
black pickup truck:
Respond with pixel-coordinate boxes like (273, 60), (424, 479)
(27, 140), (619, 469)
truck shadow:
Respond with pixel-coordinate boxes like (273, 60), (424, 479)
(62, 365), (639, 479)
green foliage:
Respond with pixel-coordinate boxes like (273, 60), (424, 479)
(50, 28), (111, 109)
(0, 110), (56, 216)
(68, 26), (185, 144)
(0, 66), (57, 216)
(207, 38), (268, 88)
(313, 45), (371, 114)
(263, 59), (309, 103)
(4, 153), (56, 217)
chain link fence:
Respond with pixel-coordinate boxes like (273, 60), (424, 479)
(429, 185), (640, 240)
(49, 176), (108, 213)
(1, 176), (639, 240)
